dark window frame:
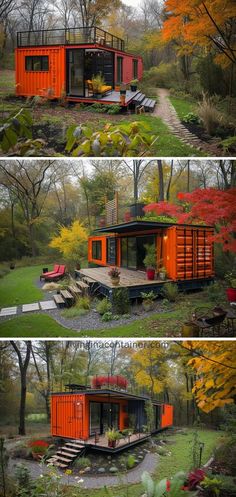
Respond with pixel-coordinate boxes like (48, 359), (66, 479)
(92, 240), (102, 260)
(25, 55), (49, 71)
(133, 59), (138, 79)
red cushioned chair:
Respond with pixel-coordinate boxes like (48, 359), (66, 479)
(40, 264), (60, 281)
(44, 265), (66, 281)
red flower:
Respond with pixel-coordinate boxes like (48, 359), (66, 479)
(29, 440), (49, 448)
(166, 479), (171, 491)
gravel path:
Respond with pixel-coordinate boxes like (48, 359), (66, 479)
(153, 88), (223, 156)
(8, 453), (158, 489)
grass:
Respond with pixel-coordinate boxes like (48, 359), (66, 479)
(0, 314), (80, 337)
(169, 96), (196, 121)
(0, 69), (205, 156)
(77, 428), (225, 497)
(0, 265), (44, 307)
(0, 289), (221, 338)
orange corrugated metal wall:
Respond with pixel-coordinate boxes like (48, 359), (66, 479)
(15, 46), (65, 98)
(161, 404), (174, 428)
(51, 393), (129, 440)
(164, 226), (214, 280)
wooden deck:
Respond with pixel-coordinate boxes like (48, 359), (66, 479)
(75, 267), (214, 299)
(77, 267), (168, 288)
(67, 90), (139, 106)
(83, 432), (150, 452)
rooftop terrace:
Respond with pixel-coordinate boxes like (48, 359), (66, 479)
(17, 26), (125, 51)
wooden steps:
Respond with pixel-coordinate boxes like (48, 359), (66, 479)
(68, 285), (82, 298)
(75, 280), (89, 294)
(53, 294), (65, 307)
(60, 289), (74, 306)
(133, 91), (156, 112)
(47, 440), (86, 468)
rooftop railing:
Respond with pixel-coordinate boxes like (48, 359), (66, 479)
(17, 26), (125, 51)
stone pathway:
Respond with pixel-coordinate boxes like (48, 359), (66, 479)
(153, 88), (223, 156)
(0, 300), (57, 317)
(8, 452), (158, 489)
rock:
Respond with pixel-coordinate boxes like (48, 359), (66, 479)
(98, 467), (106, 473)
(109, 466), (119, 473)
(107, 455), (112, 460)
(138, 455), (143, 459)
(84, 467), (91, 472)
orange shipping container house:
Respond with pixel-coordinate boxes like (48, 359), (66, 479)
(14, 26), (153, 109)
(76, 220), (214, 300)
(51, 377), (173, 454)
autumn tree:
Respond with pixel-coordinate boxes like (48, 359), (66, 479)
(181, 341), (236, 413)
(144, 187), (236, 253)
(49, 220), (88, 263)
(162, 1), (236, 69)
(132, 344), (168, 399)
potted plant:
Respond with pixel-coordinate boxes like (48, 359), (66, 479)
(108, 267), (120, 285)
(159, 265), (167, 281)
(106, 429), (121, 448)
(182, 311), (199, 337)
(225, 272), (236, 302)
(129, 201), (145, 218)
(141, 291), (156, 311)
(91, 73), (105, 98)
(120, 82), (127, 95)
(29, 440), (49, 461)
(130, 79), (138, 91)
(143, 244), (156, 280)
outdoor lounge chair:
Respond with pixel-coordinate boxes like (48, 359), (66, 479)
(40, 264), (60, 280)
(44, 264), (66, 281)
(86, 79), (112, 97)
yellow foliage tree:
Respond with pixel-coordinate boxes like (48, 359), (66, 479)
(132, 344), (168, 397)
(183, 341), (236, 413)
(49, 220), (88, 262)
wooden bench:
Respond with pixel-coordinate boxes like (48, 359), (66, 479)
(60, 290), (74, 307)
(53, 294), (65, 308)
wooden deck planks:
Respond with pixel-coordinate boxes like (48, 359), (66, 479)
(78, 267), (170, 288)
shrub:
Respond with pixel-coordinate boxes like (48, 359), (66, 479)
(162, 282), (179, 302)
(183, 112), (200, 124)
(214, 435), (236, 476)
(112, 287), (130, 315)
(126, 454), (136, 469)
(197, 94), (223, 135)
(101, 311), (113, 322)
(107, 104), (121, 115)
(96, 297), (112, 315)
(204, 282), (225, 303)
(14, 463), (32, 493)
(76, 295), (91, 310)
(142, 63), (180, 89)
(61, 307), (88, 319)
(73, 456), (90, 468)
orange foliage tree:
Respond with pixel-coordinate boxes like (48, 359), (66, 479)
(182, 341), (236, 413)
(162, 0), (236, 67)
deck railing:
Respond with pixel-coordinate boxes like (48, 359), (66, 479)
(17, 26), (125, 51)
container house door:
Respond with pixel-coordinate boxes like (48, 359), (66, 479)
(107, 238), (117, 265)
(67, 49), (84, 96)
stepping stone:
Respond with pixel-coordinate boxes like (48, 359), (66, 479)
(0, 306), (17, 316)
(22, 303), (40, 312)
(40, 300), (57, 310)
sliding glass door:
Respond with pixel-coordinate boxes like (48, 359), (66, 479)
(121, 235), (156, 270)
(90, 402), (120, 435)
(67, 49), (84, 96)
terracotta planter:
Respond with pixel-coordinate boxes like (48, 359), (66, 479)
(146, 268), (155, 280)
(111, 277), (120, 286)
(226, 287), (236, 302)
(182, 322), (199, 337)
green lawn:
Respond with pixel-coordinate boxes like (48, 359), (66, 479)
(169, 96), (196, 121)
(0, 70), (205, 157)
(0, 265), (44, 307)
(0, 290), (217, 338)
(78, 428), (225, 497)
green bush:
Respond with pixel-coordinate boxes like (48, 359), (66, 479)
(112, 287), (130, 315)
(183, 112), (200, 124)
(204, 282), (225, 303)
(89, 103), (121, 114)
(162, 282), (179, 302)
(101, 311), (113, 322)
(77, 295), (91, 310)
(73, 456), (90, 468)
(126, 454), (136, 469)
(143, 63), (180, 89)
(214, 435), (236, 476)
(96, 297), (112, 315)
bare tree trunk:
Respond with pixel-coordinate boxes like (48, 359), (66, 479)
(10, 341), (31, 436)
(157, 160), (164, 201)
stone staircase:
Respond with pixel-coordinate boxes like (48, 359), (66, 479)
(47, 440), (86, 469)
(132, 92), (156, 112)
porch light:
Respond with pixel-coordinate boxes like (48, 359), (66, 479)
(164, 235), (168, 241)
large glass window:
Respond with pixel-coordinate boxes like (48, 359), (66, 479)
(25, 56), (49, 71)
(121, 235), (156, 270)
(90, 402), (119, 435)
(107, 238), (116, 265)
(92, 240), (102, 260)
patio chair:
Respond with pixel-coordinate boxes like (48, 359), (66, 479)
(44, 265), (66, 281)
(40, 264), (60, 281)
(192, 307), (227, 336)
